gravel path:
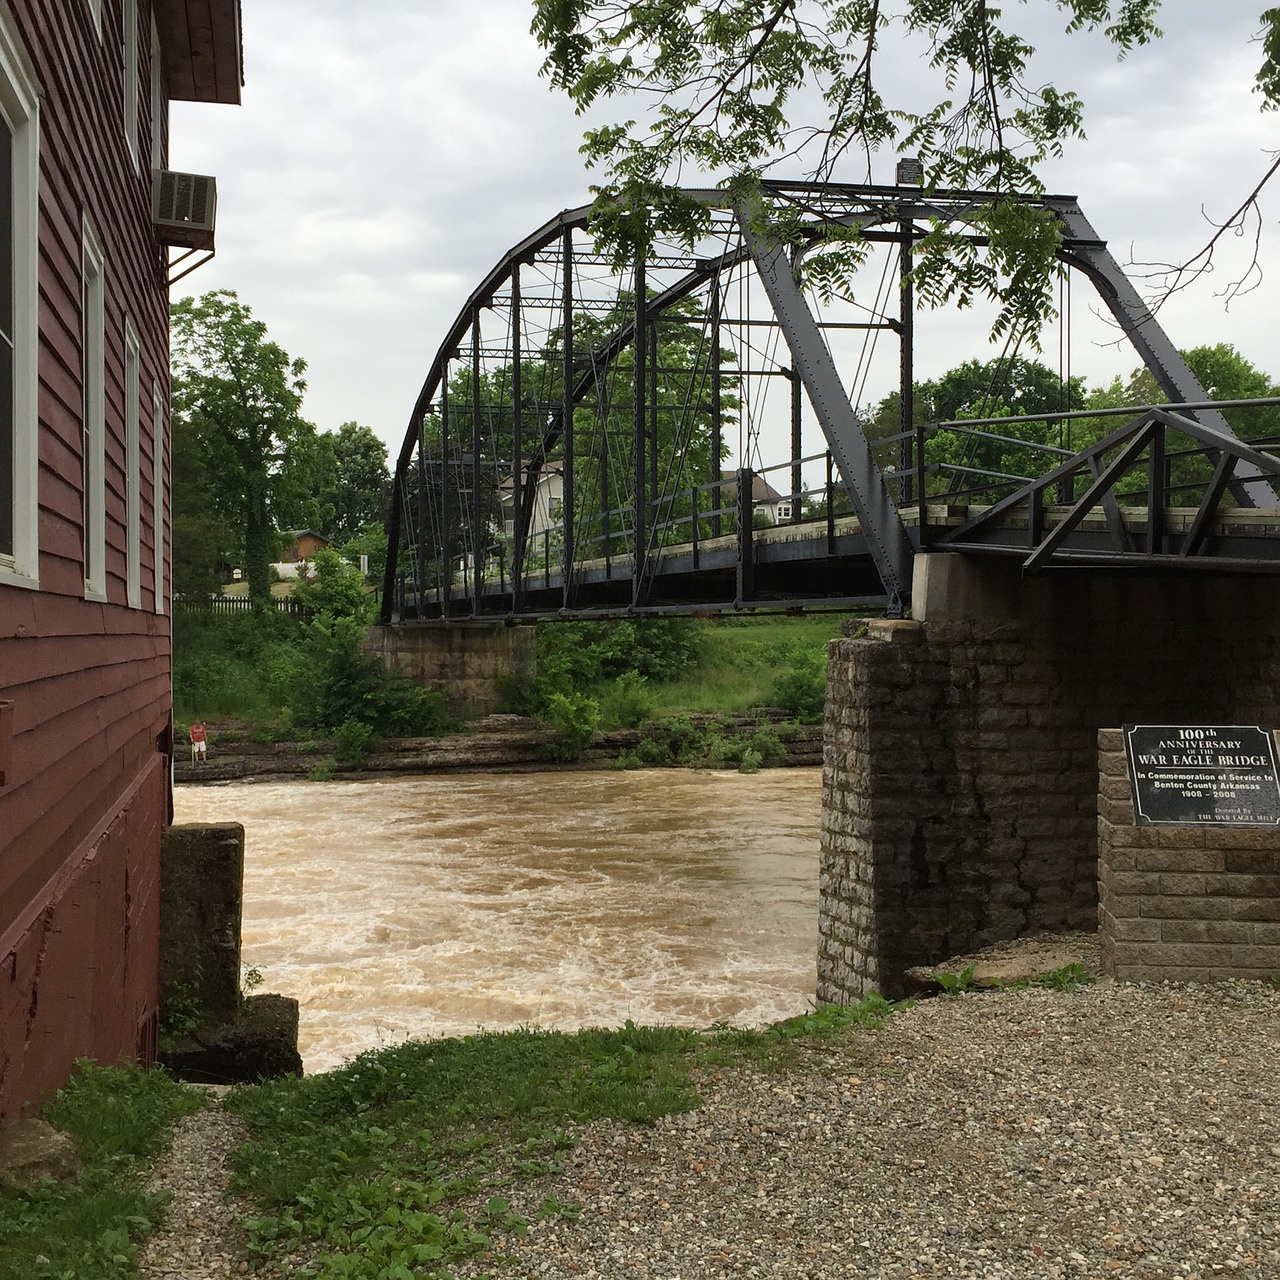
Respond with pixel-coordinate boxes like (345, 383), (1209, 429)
(461, 981), (1280, 1280)
(138, 981), (1280, 1280)
(137, 1089), (252, 1280)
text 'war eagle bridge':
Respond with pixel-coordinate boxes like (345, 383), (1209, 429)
(380, 181), (1280, 625)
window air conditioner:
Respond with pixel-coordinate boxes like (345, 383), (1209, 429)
(152, 170), (217, 250)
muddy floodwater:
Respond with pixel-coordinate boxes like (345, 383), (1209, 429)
(173, 768), (822, 1072)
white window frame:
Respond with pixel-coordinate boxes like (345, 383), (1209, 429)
(82, 213), (106, 601)
(149, 17), (164, 172)
(124, 316), (140, 608)
(0, 9), (39, 592)
(123, 0), (139, 172)
(151, 381), (164, 613)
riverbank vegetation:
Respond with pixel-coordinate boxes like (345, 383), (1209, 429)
(174, 550), (451, 744)
(174, 566), (847, 765)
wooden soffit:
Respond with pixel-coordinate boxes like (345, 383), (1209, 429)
(154, 0), (243, 104)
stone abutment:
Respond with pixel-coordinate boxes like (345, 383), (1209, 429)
(819, 553), (1280, 1000)
(362, 622), (537, 717)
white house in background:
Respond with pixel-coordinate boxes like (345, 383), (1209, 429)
(499, 463), (564, 540)
(720, 473), (792, 525)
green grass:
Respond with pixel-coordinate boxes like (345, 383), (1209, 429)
(0, 1063), (204, 1280)
(226, 998), (893, 1278)
(649, 614), (847, 717)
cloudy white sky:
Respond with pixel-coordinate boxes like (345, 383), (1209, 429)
(170, 2), (1280, 460)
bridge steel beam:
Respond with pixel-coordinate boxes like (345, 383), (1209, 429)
(737, 202), (914, 604)
(381, 181), (1280, 623)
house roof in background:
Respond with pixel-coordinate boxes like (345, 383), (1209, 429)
(721, 474), (786, 503)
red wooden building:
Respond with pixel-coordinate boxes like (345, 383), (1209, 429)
(0, 0), (241, 1117)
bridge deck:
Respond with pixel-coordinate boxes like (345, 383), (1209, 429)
(400, 504), (1280, 621)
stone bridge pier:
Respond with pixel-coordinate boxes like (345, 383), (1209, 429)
(362, 622), (537, 718)
(819, 552), (1280, 1001)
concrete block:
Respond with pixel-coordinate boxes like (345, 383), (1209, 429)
(1232, 898), (1280, 922)
(1223, 848), (1280, 874)
(866, 619), (924, 645)
(1134, 848), (1225, 874)
(1158, 920), (1254, 945)
(1099, 887), (1140, 918)
(1140, 894), (1235, 921)
(1205, 874), (1280, 898)
(1158, 874), (1207, 897)
(1107, 916), (1163, 942)
(1155, 828), (1210, 849)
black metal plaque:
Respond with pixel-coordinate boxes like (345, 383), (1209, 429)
(1123, 725), (1280, 827)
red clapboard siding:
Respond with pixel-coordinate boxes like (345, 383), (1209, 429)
(0, 0), (209, 1118)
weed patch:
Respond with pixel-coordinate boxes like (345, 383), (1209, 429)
(225, 1000), (895, 1277)
(0, 1063), (202, 1280)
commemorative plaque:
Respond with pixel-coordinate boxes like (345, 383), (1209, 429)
(1123, 725), (1280, 827)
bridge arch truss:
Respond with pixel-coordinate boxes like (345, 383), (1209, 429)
(381, 182), (1280, 624)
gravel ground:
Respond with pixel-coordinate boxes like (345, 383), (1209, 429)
(137, 1088), (252, 1280)
(461, 981), (1280, 1280)
(139, 980), (1280, 1280)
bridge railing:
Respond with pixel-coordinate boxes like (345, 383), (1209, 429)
(916, 398), (1280, 565)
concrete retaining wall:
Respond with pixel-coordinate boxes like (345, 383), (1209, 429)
(160, 824), (245, 1026)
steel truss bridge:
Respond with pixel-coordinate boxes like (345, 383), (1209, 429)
(380, 181), (1280, 624)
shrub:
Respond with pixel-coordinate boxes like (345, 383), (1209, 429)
(769, 647), (827, 723)
(537, 617), (701, 691)
(543, 691), (601, 762)
(287, 616), (451, 739)
(291, 547), (369, 621)
(600, 671), (655, 729)
(334, 718), (378, 766)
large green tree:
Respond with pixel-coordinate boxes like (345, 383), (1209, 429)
(171, 291), (315, 606)
(307, 421), (391, 547)
(170, 413), (234, 598)
(533, 2), (1280, 346)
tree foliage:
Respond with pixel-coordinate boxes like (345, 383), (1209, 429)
(171, 291), (314, 605)
(170, 411), (234, 597)
(310, 422), (392, 547)
(532, 2), (1280, 346)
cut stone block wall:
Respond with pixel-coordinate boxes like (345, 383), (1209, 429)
(1098, 729), (1280, 982)
(819, 556), (1280, 1002)
(363, 623), (537, 717)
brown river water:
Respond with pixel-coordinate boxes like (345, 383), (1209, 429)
(173, 768), (822, 1072)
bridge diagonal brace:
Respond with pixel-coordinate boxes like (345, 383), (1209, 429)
(736, 205), (914, 601)
(1024, 423), (1155, 573)
(1182, 453), (1236, 558)
(938, 412), (1155, 545)
(1085, 454), (1131, 554)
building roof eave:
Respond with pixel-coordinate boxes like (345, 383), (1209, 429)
(154, 0), (243, 105)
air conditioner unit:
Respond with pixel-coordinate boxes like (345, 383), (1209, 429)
(152, 170), (217, 250)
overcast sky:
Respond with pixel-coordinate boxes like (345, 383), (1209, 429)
(170, 1), (1280, 459)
